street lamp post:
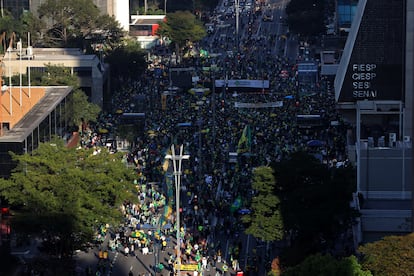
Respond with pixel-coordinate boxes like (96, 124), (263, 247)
(165, 144), (189, 276)
(235, 0), (240, 51)
(164, 0), (167, 15)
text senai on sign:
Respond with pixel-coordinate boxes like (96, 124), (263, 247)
(352, 64), (377, 99)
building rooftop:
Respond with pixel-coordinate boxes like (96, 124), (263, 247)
(0, 86), (72, 143)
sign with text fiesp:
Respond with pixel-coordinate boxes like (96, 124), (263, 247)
(340, 63), (403, 102)
(337, 0), (404, 103)
(351, 63), (377, 99)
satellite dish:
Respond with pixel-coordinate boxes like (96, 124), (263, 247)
(1, 85), (8, 92)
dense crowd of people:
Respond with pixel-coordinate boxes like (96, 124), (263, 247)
(82, 2), (350, 276)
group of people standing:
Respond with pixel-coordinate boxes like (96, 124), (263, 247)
(82, 2), (351, 275)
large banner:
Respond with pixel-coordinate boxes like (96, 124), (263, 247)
(234, 101), (283, 108)
(215, 79), (270, 88)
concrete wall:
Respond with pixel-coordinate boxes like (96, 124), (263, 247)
(359, 148), (412, 199)
(361, 209), (411, 235)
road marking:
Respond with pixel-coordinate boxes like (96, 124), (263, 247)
(107, 251), (118, 275)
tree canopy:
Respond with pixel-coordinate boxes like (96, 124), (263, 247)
(282, 254), (372, 276)
(0, 138), (137, 256)
(285, 0), (326, 38)
(273, 152), (356, 264)
(67, 89), (101, 129)
(358, 233), (414, 276)
(37, 0), (122, 48)
(104, 40), (147, 82)
(157, 11), (206, 51)
(242, 166), (284, 242)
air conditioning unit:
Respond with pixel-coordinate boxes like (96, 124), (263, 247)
(404, 136), (411, 142)
(389, 133), (396, 147)
(378, 136), (385, 147)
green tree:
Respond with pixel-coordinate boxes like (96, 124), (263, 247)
(10, 63), (79, 87)
(92, 14), (126, 51)
(0, 138), (137, 257)
(38, 63), (79, 86)
(282, 254), (372, 276)
(37, 0), (124, 48)
(358, 233), (414, 276)
(157, 11), (206, 55)
(196, 0), (220, 11)
(105, 40), (147, 83)
(19, 11), (45, 47)
(0, 14), (22, 53)
(285, 0), (326, 38)
(67, 89), (101, 131)
(242, 166), (284, 242)
(165, 0), (195, 12)
(274, 152), (356, 264)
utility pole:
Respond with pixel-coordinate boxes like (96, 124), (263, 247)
(165, 145), (189, 276)
(0, 56), (2, 136)
(235, 0), (240, 52)
(164, 0), (167, 14)
(212, 72), (216, 145)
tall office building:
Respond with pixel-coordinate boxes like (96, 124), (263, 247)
(335, 0), (414, 242)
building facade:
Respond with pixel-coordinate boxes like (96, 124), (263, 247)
(2, 47), (108, 108)
(0, 86), (73, 178)
(335, 0), (414, 242)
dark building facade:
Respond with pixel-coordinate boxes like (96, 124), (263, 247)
(335, 0), (414, 242)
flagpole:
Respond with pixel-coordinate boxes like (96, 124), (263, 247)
(19, 39), (22, 106)
(28, 32), (31, 98)
(8, 43), (12, 115)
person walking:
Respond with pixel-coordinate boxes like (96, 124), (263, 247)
(202, 256), (208, 270)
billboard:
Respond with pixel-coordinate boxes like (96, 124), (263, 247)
(215, 79), (270, 89)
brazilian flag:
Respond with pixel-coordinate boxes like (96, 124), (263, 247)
(237, 125), (252, 153)
(230, 196), (242, 213)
